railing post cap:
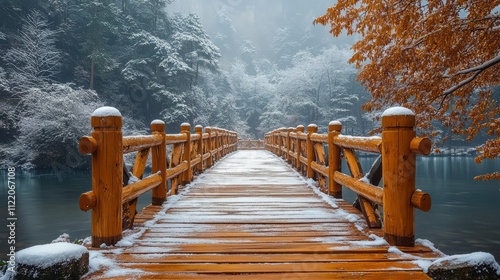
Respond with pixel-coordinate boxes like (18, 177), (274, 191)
(307, 124), (318, 133)
(90, 106), (122, 128)
(91, 106), (122, 117)
(195, 125), (203, 133)
(180, 123), (191, 131)
(382, 106), (415, 128)
(296, 125), (305, 132)
(150, 119), (165, 131)
(328, 121), (342, 132)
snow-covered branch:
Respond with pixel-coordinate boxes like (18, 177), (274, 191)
(442, 54), (500, 96)
(445, 54), (500, 78)
(442, 70), (482, 96)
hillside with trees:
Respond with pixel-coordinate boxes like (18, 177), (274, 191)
(0, 0), (375, 171)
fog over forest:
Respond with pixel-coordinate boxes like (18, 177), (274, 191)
(169, 0), (356, 66)
(0, 0), (474, 171)
(0, 0), (375, 171)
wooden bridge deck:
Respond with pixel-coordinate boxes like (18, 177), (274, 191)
(85, 150), (441, 279)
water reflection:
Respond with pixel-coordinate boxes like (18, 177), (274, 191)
(0, 171), (151, 257)
(350, 156), (500, 261)
(1, 156), (499, 261)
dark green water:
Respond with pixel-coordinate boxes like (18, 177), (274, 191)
(1, 156), (499, 261)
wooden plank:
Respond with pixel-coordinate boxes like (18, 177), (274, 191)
(122, 243), (391, 254)
(117, 261), (424, 273)
(112, 252), (415, 263)
(87, 271), (430, 280)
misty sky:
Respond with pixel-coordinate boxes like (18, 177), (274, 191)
(168, 0), (355, 64)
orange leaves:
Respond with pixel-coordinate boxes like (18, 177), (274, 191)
(316, 0), (500, 180)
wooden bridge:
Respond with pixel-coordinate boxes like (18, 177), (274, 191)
(79, 106), (441, 279)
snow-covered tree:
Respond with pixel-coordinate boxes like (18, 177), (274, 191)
(213, 5), (237, 66)
(79, 0), (120, 90)
(170, 12), (221, 88)
(5, 84), (103, 169)
(259, 46), (362, 133)
(229, 59), (274, 138)
(4, 10), (61, 92)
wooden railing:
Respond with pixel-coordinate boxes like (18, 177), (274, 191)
(237, 139), (264, 150)
(78, 107), (237, 248)
(264, 107), (432, 247)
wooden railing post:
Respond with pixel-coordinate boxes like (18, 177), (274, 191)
(151, 120), (166, 205)
(89, 107), (123, 247)
(381, 107), (416, 247)
(181, 123), (192, 185)
(195, 125), (204, 172)
(223, 129), (228, 156)
(296, 125), (304, 173)
(306, 124), (318, 179)
(205, 127), (213, 168)
(212, 128), (218, 161)
(328, 121), (343, 198)
(277, 128), (283, 159)
(286, 127), (293, 163)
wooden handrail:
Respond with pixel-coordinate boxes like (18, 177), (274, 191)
(264, 107), (432, 247)
(78, 107), (237, 248)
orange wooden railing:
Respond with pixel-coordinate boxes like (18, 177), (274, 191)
(237, 139), (265, 150)
(78, 107), (237, 248)
(264, 107), (432, 247)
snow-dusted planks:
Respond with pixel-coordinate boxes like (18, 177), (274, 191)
(84, 150), (440, 279)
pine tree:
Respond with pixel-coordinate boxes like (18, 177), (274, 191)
(4, 10), (61, 92)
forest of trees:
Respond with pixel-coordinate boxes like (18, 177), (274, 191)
(0, 0), (370, 171)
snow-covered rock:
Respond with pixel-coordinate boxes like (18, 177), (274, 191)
(15, 243), (89, 280)
(427, 252), (500, 280)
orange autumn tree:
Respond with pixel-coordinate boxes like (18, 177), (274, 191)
(315, 0), (500, 180)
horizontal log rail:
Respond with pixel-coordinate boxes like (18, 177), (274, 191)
(237, 139), (265, 150)
(78, 107), (237, 248)
(264, 107), (432, 247)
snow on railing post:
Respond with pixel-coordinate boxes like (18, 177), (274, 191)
(306, 124), (318, 179)
(195, 125), (204, 172)
(381, 106), (417, 247)
(180, 123), (192, 185)
(151, 120), (167, 205)
(328, 121), (343, 198)
(89, 106), (123, 247)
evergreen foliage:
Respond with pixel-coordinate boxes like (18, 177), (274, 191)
(0, 0), (366, 170)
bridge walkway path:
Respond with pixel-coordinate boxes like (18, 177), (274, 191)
(85, 150), (441, 279)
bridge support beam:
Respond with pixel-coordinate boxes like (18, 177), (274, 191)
(381, 108), (416, 247)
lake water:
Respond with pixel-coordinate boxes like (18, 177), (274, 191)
(1, 156), (500, 261)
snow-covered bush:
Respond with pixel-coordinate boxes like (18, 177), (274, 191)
(8, 84), (103, 169)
